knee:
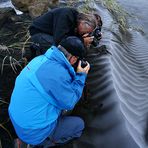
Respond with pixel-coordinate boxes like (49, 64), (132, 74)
(75, 117), (85, 131)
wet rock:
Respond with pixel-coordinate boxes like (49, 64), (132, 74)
(48, 0), (59, 8)
(11, 0), (31, 12)
(0, 7), (16, 28)
(11, 0), (59, 18)
(28, 2), (50, 18)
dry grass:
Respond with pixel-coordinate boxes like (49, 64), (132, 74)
(0, 121), (13, 140)
(0, 99), (13, 148)
(99, 0), (128, 31)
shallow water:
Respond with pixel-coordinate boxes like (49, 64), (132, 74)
(70, 1), (148, 148)
(0, 0), (12, 8)
(111, 1), (148, 147)
(0, 0), (22, 14)
(92, 1), (148, 148)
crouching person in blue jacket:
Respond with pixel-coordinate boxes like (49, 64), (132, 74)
(9, 36), (90, 147)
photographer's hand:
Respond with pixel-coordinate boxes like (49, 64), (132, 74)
(77, 61), (90, 74)
(82, 33), (94, 47)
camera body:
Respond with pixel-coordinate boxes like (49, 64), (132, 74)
(81, 59), (87, 68)
(73, 58), (87, 70)
(89, 27), (102, 47)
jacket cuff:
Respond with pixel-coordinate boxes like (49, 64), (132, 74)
(79, 36), (84, 43)
(76, 72), (87, 85)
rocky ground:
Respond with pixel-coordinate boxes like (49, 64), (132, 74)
(0, 7), (33, 148)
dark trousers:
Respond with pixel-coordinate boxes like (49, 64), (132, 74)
(31, 116), (84, 148)
(31, 33), (55, 55)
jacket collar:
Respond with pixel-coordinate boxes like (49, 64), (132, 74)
(45, 46), (75, 77)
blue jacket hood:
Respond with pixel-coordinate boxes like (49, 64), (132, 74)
(45, 46), (75, 77)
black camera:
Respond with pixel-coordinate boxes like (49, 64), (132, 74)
(81, 59), (87, 68)
(73, 58), (87, 71)
(89, 27), (102, 47)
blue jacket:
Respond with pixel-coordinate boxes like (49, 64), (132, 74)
(9, 46), (87, 145)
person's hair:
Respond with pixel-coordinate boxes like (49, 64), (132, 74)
(77, 12), (102, 29)
(93, 13), (103, 27)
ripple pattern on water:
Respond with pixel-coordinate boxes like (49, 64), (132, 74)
(72, 3), (148, 148)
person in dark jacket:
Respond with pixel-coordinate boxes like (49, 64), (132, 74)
(29, 7), (102, 54)
(9, 36), (90, 147)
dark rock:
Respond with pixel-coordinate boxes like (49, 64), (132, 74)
(0, 7), (16, 28)
(11, 0), (59, 18)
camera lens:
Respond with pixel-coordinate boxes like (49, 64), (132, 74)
(94, 29), (101, 39)
(81, 60), (87, 68)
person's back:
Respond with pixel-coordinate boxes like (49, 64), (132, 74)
(29, 7), (78, 44)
